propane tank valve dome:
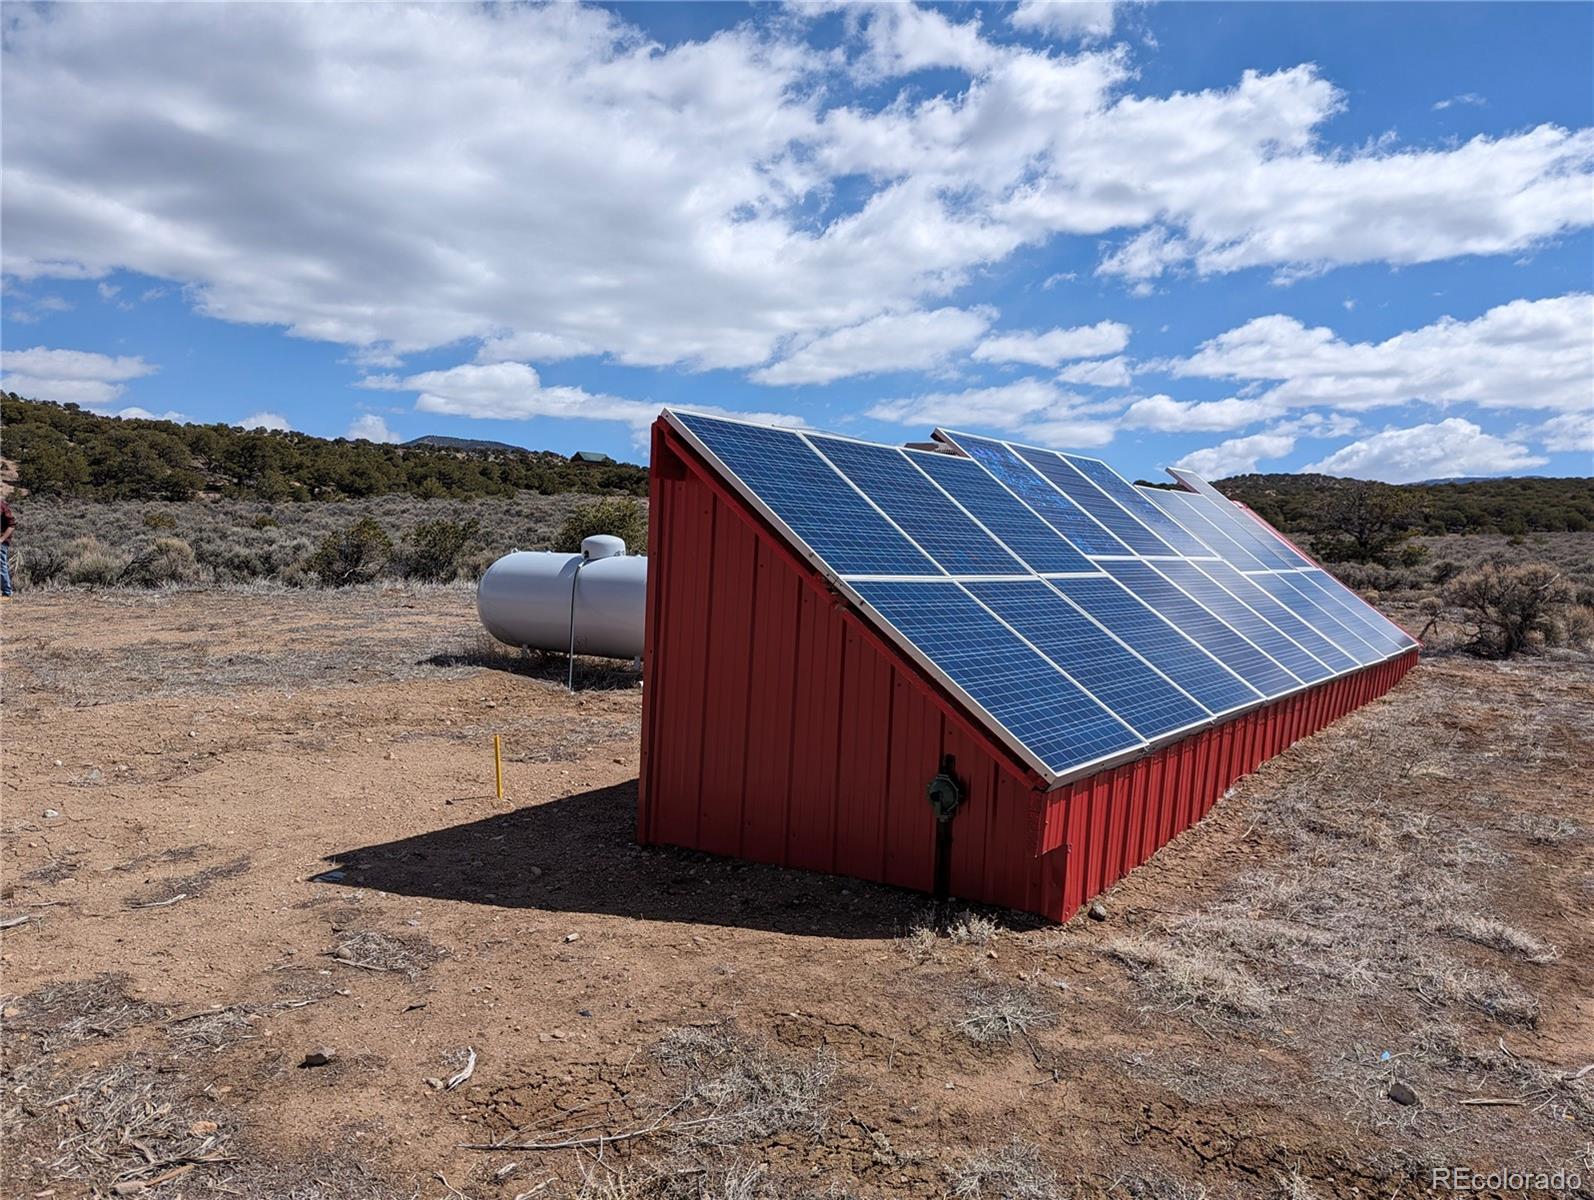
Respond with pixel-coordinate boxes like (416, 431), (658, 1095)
(581, 534), (626, 561)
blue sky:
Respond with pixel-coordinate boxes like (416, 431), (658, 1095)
(3, 1), (1590, 482)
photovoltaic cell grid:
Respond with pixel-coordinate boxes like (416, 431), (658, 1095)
(1016, 445), (1174, 556)
(811, 436), (1023, 576)
(851, 581), (1143, 775)
(667, 410), (1415, 783)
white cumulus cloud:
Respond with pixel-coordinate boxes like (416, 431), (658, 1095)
(1173, 293), (1594, 414)
(3, 4), (1586, 383)
(1008, 1), (1120, 42)
(1055, 356), (1132, 388)
(972, 321), (1131, 367)
(1303, 418), (1547, 483)
(367, 361), (804, 435)
(867, 378), (1118, 447)
(1173, 431), (1299, 479)
(0, 346), (157, 408)
(346, 413), (400, 443)
(240, 412), (290, 431)
(1525, 411), (1594, 455)
(752, 308), (991, 386)
(1122, 394), (1282, 433)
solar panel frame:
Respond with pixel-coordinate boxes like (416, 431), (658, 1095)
(664, 413), (941, 577)
(1148, 559), (1337, 685)
(1246, 571), (1385, 666)
(1099, 559), (1305, 697)
(1139, 488), (1272, 570)
(1048, 574), (1264, 716)
(1195, 559), (1361, 673)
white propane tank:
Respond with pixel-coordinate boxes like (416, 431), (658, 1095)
(475, 535), (646, 660)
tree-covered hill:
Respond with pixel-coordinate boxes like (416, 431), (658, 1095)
(1209, 472), (1594, 536)
(1, 394), (647, 501)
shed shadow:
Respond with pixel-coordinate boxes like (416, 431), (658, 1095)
(319, 781), (940, 939)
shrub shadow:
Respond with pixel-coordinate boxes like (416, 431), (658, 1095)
(319, 781), (931, 939)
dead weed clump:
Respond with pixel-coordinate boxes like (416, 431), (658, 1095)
(3, 973), (166, 1059)
(1441, 914), (1560, 963)
(1107, 935), (1273, 1019)
(949, 1139), (1060, 1200)
(329, 929), (445, 979)
(950, 982), (1056, 1047)
(9, 1057), (234, 1195)
(652, 1022), (836, 1147)
(1507, 811), (1584, 845)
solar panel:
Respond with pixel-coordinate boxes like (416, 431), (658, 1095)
(912, 452), (1096, 574)
(810, 436), (1025, 576)
(1293, 569), (1415, 652)
(1197, 560), (1360, 673)
(1247, 572), (1383, 666)
(1150, 560), (1335, 684)
(1015, 446), (1175, 556)
(1140, 488), (1271, 570)
(1063, 455), (1210, 557)
(1100, 560), (1302, 697)
(851, 580), (1144, 775)
(674, 415), (938, 576)
(965, 580), (1210, 738)
(666, 410), (1414, 786)
(1049, 575), (1261, 715)
(947, 434), (1132, 556)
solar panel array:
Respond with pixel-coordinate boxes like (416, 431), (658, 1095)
(666, 410), (1418, 785)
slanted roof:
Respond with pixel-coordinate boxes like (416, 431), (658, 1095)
(663, 408), (1416, 787)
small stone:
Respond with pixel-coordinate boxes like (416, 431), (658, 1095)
(563, 932), (579, 943)
(187, 730), (197, 738)
(527, 866), (544, 880)
(424, 1077), (444, 1090)
(53, 759), (63, 768)
(42, 809), (60, 819)
(1388, 1081), (1419, 1106)
(1087, 902), (1108, 922)
(299, 1048), (336, 1068)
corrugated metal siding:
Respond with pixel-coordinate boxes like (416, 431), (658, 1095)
(639, 416), (1420, 924)
(640, 423), (1041, 902)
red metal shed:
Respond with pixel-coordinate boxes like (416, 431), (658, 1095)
(637, 414), (1418, 923)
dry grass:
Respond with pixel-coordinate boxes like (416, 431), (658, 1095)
(126, 853), (252, 908)
(1507, 811), (1584, 845)
(949, 1140), (1061, 1200)
(3, 974), (166, 1059)
(1107, 935), (1273, 1018)
(950, 982), (1056, 1047)
(652, 1022), (836, 1147)
(330, 929), (445, 979)
(23, 1058), (234, 1193)
(1442, 914), (1560, 963)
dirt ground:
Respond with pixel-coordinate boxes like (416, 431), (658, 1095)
(3, 587), (1591, 1200)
